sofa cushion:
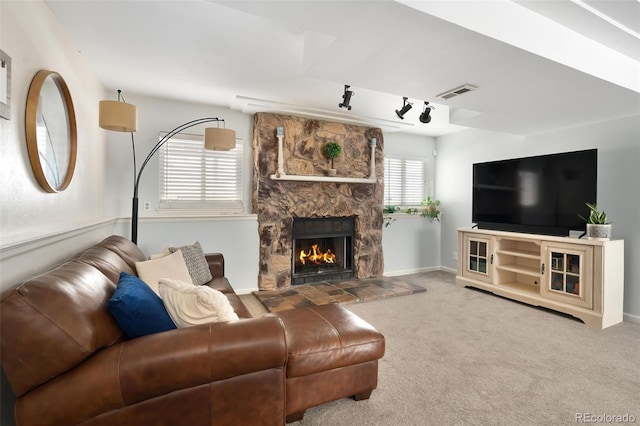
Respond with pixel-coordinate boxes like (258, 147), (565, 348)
(204, 277), (253, 318)
(169, 242), (213, 285)
(97, 235), (148, 271)
(108, 272), (177, 338)
(149, 245), (172, 259)
(135, 250), (192, 295)
(159, 278), (239, 327)
(76, 246), (138, 283)
(271, 304), (385, 378)
(0, 260), (125, 396)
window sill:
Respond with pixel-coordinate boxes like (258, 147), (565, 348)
(383, 212), (442, 220)
(384, 212), (426, 218)
(143, 211), (257, 221)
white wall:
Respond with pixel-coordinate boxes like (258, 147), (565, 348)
(381, 132), (441, 273)
(383, 215), (441, 274)
(436, 116), (640, 321)
(0, 1), (109, 255)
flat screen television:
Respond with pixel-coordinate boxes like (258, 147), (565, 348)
(472, 149), (597, 236)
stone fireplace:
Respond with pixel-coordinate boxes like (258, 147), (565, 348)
(252, 112), (384, 291)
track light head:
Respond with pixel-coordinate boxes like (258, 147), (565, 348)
(419, 101), (435, 124)
(339, 84), (354, 110)
(395, 97), (413, 119)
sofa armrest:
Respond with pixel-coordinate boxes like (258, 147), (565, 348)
(205, 253), (225, 278)
(15, 317), (287, 425)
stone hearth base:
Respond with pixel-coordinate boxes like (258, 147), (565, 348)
(252, 276), (426, 313)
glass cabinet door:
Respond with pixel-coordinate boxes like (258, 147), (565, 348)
(463, 235), (493, 283)
(469, 239), (488, 273)
(542, 243), (593, 309)
(550, 252), (581, 294)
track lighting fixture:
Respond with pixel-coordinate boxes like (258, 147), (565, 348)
(338, 84), (354, 110)
(395, 97), (412, 119)
(419, 101), (435, 124)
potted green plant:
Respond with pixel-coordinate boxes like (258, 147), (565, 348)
(383, 205), (398, 227)
(323, 142), (342, 176)
(579, 202), (612, 240)
(420, 196), (441, 222)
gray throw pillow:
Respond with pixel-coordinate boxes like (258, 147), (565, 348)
(169, 242), (213, 285)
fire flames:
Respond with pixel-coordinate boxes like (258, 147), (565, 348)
(299, 244), (336, 265)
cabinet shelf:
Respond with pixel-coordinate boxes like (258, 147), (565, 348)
(496, 248), (540, 260)
(495, 264), (540, 278)
(498, 281), (538, 295)
(552, 270), (580, 277)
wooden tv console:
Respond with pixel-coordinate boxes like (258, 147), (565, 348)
(456, 227), (624, 329)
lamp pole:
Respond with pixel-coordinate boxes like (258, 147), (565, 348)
(130, 117), (224, 244)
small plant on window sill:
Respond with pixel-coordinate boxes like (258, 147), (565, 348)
(420, 196), (441, 222)
(383, 216), (396, 228)
(383, 205), (398, 227)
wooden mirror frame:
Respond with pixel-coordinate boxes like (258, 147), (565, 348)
(25, 70), (77, 193)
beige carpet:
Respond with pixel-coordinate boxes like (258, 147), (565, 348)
(241, 271), (640, 425)
(252, 276), (426, 313)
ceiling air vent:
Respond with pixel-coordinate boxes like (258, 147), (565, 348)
(436, 84), (477, 100)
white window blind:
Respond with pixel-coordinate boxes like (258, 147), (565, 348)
(384, 157), (428, 206)
(158, 132), (243, 212)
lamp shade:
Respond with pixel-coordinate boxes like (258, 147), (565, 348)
(99, 100), (138, 132)
(205, 127), (236, 151)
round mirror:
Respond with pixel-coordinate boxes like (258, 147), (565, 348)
(25, 70), (77, 192)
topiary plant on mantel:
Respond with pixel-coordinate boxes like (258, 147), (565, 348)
(323, 141), (342, 176)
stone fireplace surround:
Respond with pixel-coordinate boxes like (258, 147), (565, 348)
(252, 112), (384, 290)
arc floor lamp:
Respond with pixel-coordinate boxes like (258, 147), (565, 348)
(99, 90), (236, 244)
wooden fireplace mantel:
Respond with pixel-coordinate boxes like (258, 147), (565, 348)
(269, 174), (376, 184)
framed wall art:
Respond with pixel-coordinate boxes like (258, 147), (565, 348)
(0, 50), (10, 120)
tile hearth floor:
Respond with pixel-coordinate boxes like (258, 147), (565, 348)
(252, 276), (426, 313)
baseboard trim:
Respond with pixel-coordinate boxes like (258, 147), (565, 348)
(623, 312), (640, 325)
(235, 287), (259, 295)
(384, 266), (442, 277)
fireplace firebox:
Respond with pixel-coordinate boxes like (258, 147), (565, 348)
(291, 216), (355, 285)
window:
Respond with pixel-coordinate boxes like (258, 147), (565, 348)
(384, 157), (429, 206)
(158, 132), (243, 212)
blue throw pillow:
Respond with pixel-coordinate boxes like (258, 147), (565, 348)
(108, 272), (177, 338)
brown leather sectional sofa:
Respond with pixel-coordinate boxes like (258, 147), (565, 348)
(1, 235), (384, 425)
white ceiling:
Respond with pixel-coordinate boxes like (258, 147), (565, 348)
(45, 0), (640, 137)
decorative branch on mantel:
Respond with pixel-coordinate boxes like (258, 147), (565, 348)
(270, 130), (377, 184)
